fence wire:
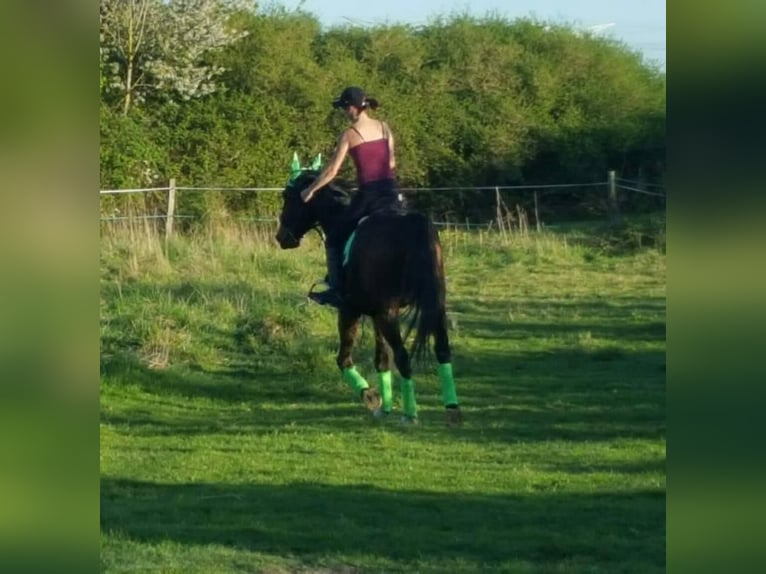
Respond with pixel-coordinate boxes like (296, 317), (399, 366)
(100, 177), (664, 225)
(616, 184), (666, 197)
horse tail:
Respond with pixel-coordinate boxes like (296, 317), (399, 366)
(404, 214), (446, 363)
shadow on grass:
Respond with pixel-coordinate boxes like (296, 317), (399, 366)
(449, 296), (666, 342)
(455, 317), (666, 343)
(101, 345), (664, 445)
(555, 458), (666, 475)
(101, 477), (664, 572)
(101, 352), (345, 406)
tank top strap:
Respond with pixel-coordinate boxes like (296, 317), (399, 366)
(349, 126), (365, 142)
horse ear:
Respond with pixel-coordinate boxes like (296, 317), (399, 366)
(289, 151), (302, 182)
(310, 153), (322, 171)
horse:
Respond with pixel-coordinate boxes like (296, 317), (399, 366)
(275, 170), (463, 426)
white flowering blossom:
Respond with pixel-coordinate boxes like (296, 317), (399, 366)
(100, 0), (251, 113)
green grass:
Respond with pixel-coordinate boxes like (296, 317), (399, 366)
(100, 220), (666, 573)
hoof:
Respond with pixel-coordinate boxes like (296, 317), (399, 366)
(360, 387), (382, 411)
(445, 405), (463, 427)
(400, 415), (419, 426)
(372, 407), (392, 419)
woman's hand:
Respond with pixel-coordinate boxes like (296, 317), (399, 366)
(300, 131), (349, 203)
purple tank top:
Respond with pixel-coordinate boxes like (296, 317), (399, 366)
(348, 125), (394, 185)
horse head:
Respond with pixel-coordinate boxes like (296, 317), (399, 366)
(275, 170), (322, 249)
(275, 155), (350, 249)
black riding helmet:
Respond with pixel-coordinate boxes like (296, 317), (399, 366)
(332, 86), (367, 109)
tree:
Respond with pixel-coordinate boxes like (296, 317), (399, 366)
(99, 10), (665, 221)
(100, 0), (251, 115)
(100, 0), (157, 114)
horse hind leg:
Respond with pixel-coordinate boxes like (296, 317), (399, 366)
(434, 311), (463, 427)
(337, 309), (381, 411)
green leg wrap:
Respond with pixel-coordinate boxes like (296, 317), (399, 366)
(342, 366), (369, 394)
(401, 378), (417, 418)
(438, 363), (458, 406)
(378, 371), (393, 412)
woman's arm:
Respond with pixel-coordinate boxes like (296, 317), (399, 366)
(384, 122), (396, 170)
(301, 131), (350, 202)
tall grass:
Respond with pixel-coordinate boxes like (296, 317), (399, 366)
(101, 217), (665, 370)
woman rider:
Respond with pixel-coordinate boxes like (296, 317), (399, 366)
(300, 86), (402, 308)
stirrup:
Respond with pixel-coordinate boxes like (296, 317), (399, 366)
(307, 279), (327, 297)
(307, 283), (343, 308)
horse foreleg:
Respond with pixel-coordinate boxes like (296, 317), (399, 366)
(336, 310), (380, 411)
(374, 313), (417, 421)
(373, 319), (394, 413)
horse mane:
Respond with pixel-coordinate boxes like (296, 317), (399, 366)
(287, 170), (351, 206)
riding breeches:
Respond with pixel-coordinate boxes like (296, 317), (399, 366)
(327, 179), (402, 249)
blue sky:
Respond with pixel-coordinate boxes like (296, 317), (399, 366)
(273, 0), (665, 68)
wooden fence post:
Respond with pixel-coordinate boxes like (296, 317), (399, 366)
(165, 178), (176, 238)
(608, 170), (619, 224)
(534, 190), (541, 232)
(495, 186), (507, 241)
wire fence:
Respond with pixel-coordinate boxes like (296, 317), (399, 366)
(99, 171), (665, 231)
(99, 181), (620, 196)
(615, 178), (667, 197)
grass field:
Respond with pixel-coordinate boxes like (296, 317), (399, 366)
(100, 219), (666, 573)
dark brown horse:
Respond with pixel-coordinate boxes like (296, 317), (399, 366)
(275, 171), (462, 425)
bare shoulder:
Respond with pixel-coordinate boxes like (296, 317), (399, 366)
(381, 121), (394, 137)
(343, 126), (364, 146)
